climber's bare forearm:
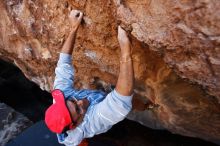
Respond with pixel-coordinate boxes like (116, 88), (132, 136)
(115, 46), (134, 96)
(61, 10), (83, 55)
(61, 28), (77, 55)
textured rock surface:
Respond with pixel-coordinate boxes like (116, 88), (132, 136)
(0, 103), (32, 146)
(0, 0), (220, 143)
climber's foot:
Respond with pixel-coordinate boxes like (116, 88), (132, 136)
(117, 26), (131, 56)
(69, 10), (83, 31)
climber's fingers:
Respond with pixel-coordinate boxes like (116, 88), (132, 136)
(117, 26), (131, 50)
(77, 11), (83, 22)
(69, 10), (83, 29)
(70, 10), (83, 19)
(118, 26), (127, 38)
(118, 26), (129, 42)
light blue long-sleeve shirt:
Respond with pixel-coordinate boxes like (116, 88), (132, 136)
(54, 53), (133, 146)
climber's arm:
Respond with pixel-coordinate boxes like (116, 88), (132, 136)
(61, 11), (83, 55)
(60, 30), (77, 55)
(115, 26), (134, 96)
(75, 27), (134, 139)
(53, 10), (83, 98)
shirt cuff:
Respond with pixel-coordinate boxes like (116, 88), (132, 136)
(113, 89), (133, 103)
(58, 53), (72, 64)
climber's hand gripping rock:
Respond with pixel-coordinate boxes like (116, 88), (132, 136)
(69, 10), (83, 31)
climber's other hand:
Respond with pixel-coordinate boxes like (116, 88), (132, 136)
(69, 10), (83, 31)
(118, 26), (131, 55)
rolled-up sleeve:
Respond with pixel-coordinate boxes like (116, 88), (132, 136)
(97, 90), (133, 124)
(81, 90), (133, 138)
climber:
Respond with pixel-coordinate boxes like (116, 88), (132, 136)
(45, 10), (134, 146)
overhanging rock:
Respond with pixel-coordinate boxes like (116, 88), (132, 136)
(0, 0), (219, 143)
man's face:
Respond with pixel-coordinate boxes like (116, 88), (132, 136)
(66, 98), (89, 126)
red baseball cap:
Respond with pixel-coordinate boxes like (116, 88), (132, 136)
(45, 89), (72, 134)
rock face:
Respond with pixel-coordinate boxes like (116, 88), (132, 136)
(0, 0), (220, 143)
(0, 103), (32, 146)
